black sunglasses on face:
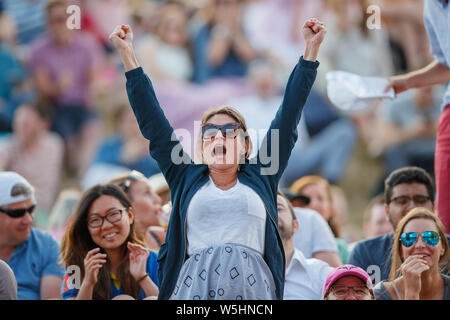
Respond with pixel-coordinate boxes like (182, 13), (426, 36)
(0, 205), (36, 218)
(201, 123), (242, 141)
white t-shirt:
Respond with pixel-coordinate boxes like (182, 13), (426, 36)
(186, 178), (267, 256)
(293, 207), (338, 258)
(284, 248), (333, 300)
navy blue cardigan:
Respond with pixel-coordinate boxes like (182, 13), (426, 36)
(125, 56), (319, 300)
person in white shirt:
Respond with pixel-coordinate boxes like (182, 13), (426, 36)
(278, 190), (333, 300)
(293, 207), (340, 264)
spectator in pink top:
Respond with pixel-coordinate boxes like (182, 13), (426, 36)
(27, 0), (104, 177)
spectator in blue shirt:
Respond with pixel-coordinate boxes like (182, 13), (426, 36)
(0, 171), (64, 299)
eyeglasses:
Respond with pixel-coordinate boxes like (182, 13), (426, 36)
(201, 123), (242, 141)
(0, 205), (36, 218)
(400, 231), (440, 248)
(389, 195), (432, 207)
(330, 285), (371, 298)
(87, 208), (127, 228)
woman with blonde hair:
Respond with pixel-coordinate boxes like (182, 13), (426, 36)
(108, 170), (165, 252)
(109, 17), (327, 300)
(290, 175), (348, 263)
(373, 207), (450, 300)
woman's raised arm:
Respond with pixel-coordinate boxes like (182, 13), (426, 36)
(109, 25), (192, 185)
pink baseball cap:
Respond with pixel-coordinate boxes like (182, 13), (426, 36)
(322, 264), (374, 298)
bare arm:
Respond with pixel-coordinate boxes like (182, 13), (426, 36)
(312, 251), (342, 268)
(385, 60), (450, 94)
(40, 275), (63, 300)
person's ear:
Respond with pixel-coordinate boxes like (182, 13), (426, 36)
(127, 207), (134, 224)
(293, 219), (299, 234)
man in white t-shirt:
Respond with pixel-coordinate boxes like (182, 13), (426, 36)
(293, 207), (340, 264)
(278, 192), (333, 299)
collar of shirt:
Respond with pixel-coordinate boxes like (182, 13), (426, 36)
(286, 248), (308, 274)
(8, 238), (29, 261)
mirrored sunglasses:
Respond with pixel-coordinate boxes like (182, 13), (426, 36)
(400, 231), (440, 248)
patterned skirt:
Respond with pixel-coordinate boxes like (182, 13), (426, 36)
(172, 243), (276, 300)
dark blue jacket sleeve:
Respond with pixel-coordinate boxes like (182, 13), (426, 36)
(125, 67), (191, 185)
(257, 56), (319, 181)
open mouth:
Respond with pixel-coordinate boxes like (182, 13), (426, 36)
(213, 144), (227, 157)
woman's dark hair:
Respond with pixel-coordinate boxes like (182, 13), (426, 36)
(60, 184), (145, 300)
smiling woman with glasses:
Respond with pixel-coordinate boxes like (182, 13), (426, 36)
(373, 207), (450, 300)
(60, 184), (159, 300)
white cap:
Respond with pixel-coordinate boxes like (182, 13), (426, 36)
(0, 172), (35, 207)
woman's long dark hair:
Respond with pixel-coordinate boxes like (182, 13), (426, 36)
(60, 184), (145, 300)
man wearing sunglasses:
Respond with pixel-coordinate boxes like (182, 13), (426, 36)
(0, 171), (64, 299)
(348, 166), (450, 284)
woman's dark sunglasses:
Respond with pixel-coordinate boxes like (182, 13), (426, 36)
(0, 205), (36, 218)
(400, 231), (440, 248)
(201, 123), (242, 141)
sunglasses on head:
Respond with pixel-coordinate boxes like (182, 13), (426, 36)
(0, 205), (36, 218)
(201, 123), (242, 141)
(400, 231), (440, 248)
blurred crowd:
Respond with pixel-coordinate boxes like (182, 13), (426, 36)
(0, 0), (442, 239)
(0, 0), (448, 301)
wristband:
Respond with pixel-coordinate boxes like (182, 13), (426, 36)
(138, 273), (149, 283)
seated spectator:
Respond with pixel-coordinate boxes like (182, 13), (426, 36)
(290, 175), (349, 264)
(348, 166), (450, 284)
(278, 190), (332, 299)
(190, 0), (257, 84)
(0, 103), (64, 227)
(362, 194), (393, 239)
(135, 2), (193, 83)
(27, 0), (104, 177)
(60, 183), (159, 300)
(374, 207), (450, 300)
(0, 11), (33, 132)
(2, 0), (48, 45)
(322, 264), (375, 300)
(0, 259), (17, 300)
(348, 194), (393, 252)
(87, 103), (160, 179)
(373, 87), (441, 182)
(108, 170), (165, 252)
(284, 188), (341, 268)
(0, 172), (64, 299)
(292, 207), (341, 268)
